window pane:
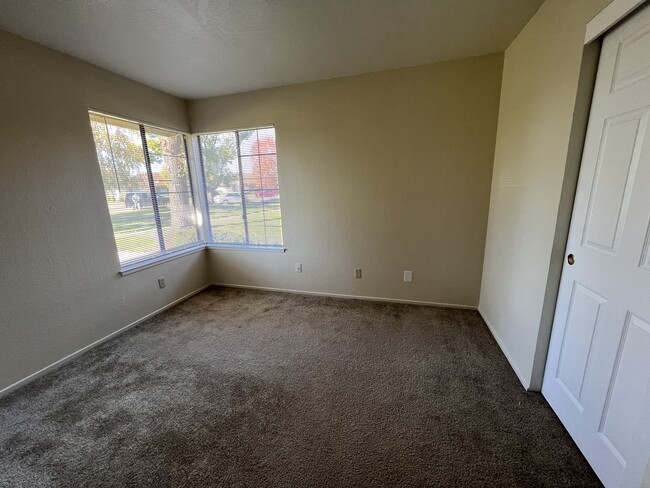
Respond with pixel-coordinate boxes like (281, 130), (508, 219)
(199, 127), (282, 248)
(90, 112), (200, 267)
(262, 177), (280, 192)
(145, 127), (200, 252)
(237, 129), (256, 155)
(144, 127), (185, 157)
(199, 132), (244, 245)
(264, 226), (283, 247)
(262, 200), (282, 246)
(199, 132), (239, 203)
(90, 113), (162, 264)
(241, 155), (262, 191)
(160, 192), (200, 249)
(244, 193), (266, 245)
(210, 198), (247, 244)
(255, 127), (277, 154)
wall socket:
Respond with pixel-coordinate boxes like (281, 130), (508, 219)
(295, 263), (303, 273)
(404, 271), (413, 282)
(158, 277), (166, 289)
(354, 268), (362, 279)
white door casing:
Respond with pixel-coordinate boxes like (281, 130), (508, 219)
(542, 4), (650, 488)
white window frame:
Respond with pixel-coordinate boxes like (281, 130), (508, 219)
(89, 109), (207, 275)
(90, 112), (287, 275)
(194, 126), (286, 252)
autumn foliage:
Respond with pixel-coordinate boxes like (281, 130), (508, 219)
(244, 135), (279, 194)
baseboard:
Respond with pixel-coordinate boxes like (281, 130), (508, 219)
(478, 307), (531, 391)
(212, 282), (478, 310)
(1, 282), (475, 398)
(0, 284), (211, 398)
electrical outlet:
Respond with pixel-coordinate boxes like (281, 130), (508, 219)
(404, 271), (413, 282)
(295, 263), (303, 273)
(158, 277), (166, 289)
(354, 268), (362, 279)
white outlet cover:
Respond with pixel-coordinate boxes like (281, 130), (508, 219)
(404, 271), (413, 282)
(295, 263), (302, 273)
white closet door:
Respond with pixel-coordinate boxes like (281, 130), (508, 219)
(542, 4), (650, 488)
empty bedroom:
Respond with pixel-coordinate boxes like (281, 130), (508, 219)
(0, 0), (649, 486)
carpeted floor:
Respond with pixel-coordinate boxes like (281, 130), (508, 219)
(0, 287), (600, 487)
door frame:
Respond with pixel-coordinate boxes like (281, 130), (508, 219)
(585, 0), (648, 44)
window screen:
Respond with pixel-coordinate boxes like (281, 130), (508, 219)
(89, 112), (201, 266)
(198, 127), (283, 248)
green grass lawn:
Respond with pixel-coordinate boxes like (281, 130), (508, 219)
(108, 201), (282, 257)
(208, 202), (282, 246)
(109, 206), (170, 233)
(114, 231), (160, 255)
(109, 205), (198, 256)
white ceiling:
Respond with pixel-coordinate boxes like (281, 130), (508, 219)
(0, 0), (543, 99)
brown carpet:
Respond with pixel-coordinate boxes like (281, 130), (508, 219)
(0, 286), (600, 487)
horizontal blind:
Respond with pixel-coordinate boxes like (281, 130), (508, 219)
(89, 112), (200, 266)
(198, 127), (283, 248)
(144, 125), (200, 252)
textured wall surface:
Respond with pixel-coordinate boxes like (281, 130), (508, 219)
(479, 0), (612, 390)
(189, 54), (504, 307)
(0, 31), (210, 392)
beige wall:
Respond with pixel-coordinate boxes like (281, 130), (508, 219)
(0, 31), (210, 393)
(189, 54), (504, 307)
(479, 0), (611, 390)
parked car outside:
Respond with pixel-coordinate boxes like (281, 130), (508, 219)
(125, 187), (170, 209)
(214, 192), (244, 204)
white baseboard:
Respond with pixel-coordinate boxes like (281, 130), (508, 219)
(213, 282), (478, 310)
(1, 282), (476, 398)
(0, 284), (210, 398)
(478, 307), (531, 391)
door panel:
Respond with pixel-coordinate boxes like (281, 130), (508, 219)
(543, 4), (650, 487)
(611, 23), (650, 91)
(640, 221), (650, 269)
(583, 110), (646, 254)
(556, 282), (606, 408)
(598, 313), (650, 464)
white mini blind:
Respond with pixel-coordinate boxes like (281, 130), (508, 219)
(89, 112), (201, 267)
(198, 127), (283, 248)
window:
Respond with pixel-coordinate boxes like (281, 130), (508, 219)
(89, 112), (201, 268)
(198, 127), (283, 248)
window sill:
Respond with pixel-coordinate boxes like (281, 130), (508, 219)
(119, 245), (206, 276)
(207, 244), (287, 253)
(118, 242), (284, 275)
